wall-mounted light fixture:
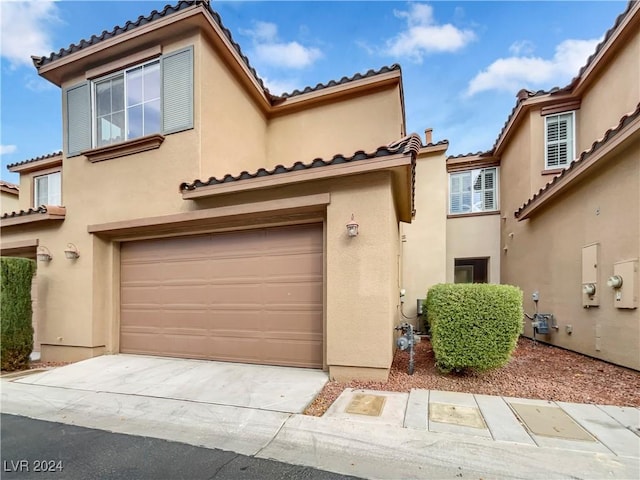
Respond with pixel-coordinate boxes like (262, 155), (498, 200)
(64, 243), (80, 260)
(37, 246), (53, 262)
(346, 214), (359, 237)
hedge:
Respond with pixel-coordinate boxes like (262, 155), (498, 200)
(425, 283), (523, 373)
(1, 257), (36, 371)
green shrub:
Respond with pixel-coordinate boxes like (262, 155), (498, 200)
(426, 283), (523, 373)
(1, 257), (36, 371)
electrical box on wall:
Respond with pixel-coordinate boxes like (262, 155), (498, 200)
(611, 260), (638, 309)
(581, 243), (599, 307)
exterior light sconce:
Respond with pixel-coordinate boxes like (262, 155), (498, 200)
(607, 275), (623, 288)
(346, 214), (359, 237)
(64, 243), (80, 260)
(37, 246), (53, 263)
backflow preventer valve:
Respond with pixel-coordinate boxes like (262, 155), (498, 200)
(395, 322), (416, 375)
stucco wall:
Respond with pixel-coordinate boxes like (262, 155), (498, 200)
(578, 30), (639, 150)
(266, 87), (404, 167)
(446, 214), (501, 284)
(325, 172), (399, 381)
(199, 36), (268, 178)
(1, 191), (19, 214)
(401, 149), (447, 326)
(502, 141), (639, 370)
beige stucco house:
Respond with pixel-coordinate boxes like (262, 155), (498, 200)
(2, 0), (638, 376)
(0, 0), (424, 381)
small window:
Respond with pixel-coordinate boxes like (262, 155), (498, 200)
(34, 172), (61, 206)
(94, 60), (161, 147)
(545, 112), (575, 169)
(454, 258), (489, 283)
(449, 167), (498, 215)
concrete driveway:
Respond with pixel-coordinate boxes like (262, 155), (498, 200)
(14, 354), (328, 414)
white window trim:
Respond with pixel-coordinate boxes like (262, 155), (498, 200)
(33, 171), (62, 207)
(90, 58), (161, 149)
(448, 167), (499, 215)
(544, 111), (576, 170)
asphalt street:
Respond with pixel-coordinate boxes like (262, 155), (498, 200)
(1, 414), (362, 480)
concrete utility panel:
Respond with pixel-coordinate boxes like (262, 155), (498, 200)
(509, 403), (595, 441)
(346, 394), (387, 416)
(429, 403), (486, 429)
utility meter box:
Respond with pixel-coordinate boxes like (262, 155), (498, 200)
(581, 243), (600, 307)
(612, 260), (638, 309)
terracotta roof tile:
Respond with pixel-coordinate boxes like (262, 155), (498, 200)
(1, 206), (47, 220)
(180, 133), (422, 191)
(514, 102), (640, 219)
(6, 151), (62, 170)
(0, 180), (19, 192)
(446, 150), (493, 160)
(280, 64), (401, 98)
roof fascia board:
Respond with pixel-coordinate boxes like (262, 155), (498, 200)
(271, 71), (401, 115)
(1, 185), (19, 195)
(88, 193), (331, 237)
(516, 114), (640, 221)
(182, 154), (411, 199)
(0, 212), (66, 227)
(572, 2), (640, 96)
(8, 156), (63, 174)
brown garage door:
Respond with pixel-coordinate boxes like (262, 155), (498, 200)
(120, 224), (323, 368)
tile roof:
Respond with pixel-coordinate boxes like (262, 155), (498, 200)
(447, 150), (494, 160)
(30, 0), (400, 103)
(280, 65), (401, 98)
(0, 180), (19, 192)
(180, 133), (423, 192)
(491, 1), (637, 153)
(515, 102), (640, 219)
(6, 151), (62, 170)
(0, 205), (66, 220)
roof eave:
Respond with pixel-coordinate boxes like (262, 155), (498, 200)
(181, 153), (412, 200)
(8, 154), (63, 174)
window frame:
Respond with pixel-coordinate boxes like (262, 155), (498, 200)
(90, 58), (162, 148)
(448, 167), (499, 215)
(544, 111), (576, 170)
(33, 170), (62, 207)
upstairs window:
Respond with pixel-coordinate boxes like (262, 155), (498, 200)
(449, 167), (498, 215)
(545, 112), (575, 169)
(34, 172), (61, 206)
(64, 46), (193, 157)
(94, 61), (161, 147)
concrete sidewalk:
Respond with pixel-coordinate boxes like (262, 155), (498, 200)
(2, 358), (639, 480)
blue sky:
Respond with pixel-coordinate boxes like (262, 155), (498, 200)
(0, 0), (627, 183)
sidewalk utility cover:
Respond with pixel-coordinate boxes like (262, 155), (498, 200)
(509, 403), (595, 441)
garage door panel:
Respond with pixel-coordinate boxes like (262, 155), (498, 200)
(263, 312), (323, 334)
(120, 224), (323, 368)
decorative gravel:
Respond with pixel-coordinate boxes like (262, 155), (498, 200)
(304, 337), (640, 416)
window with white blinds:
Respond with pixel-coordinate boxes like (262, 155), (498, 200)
(545, 112), (575, 169)
(449, 167), (498, 215)
(34, 172), (62, 206)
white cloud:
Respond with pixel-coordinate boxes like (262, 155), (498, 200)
(467, 38), (600, 96)
(0, 145), (17, 155)
(509, 40), (535, 56)
(261, 77), (300, 96)
(241, 21), (322, 69)
(383, 3), (476, 63)
(0, 1), (60, 69)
